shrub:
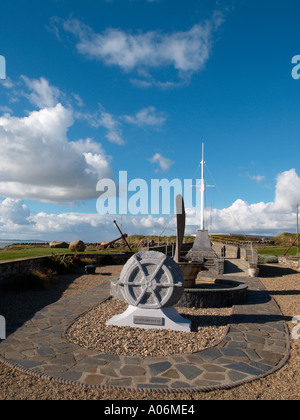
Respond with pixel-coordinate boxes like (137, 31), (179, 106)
(46, 254), (75, 274)
(258, 254), (279, 264)
(79, 257), (97, 266)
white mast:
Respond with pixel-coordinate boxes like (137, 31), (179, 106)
(200, 143), (205, 230)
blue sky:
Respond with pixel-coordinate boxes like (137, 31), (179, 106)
(0, 0), (300, 242)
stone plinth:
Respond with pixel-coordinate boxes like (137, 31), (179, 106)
(186, 230), (224, 276)
(106, 305), (191, 332)
(187, 230), (218, 260)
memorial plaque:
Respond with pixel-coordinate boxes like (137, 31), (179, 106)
(133, 316), (165, 326)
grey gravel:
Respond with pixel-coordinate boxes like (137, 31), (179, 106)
(65, 298), (231, 357)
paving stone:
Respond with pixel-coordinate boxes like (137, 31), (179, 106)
(148, 361), (172, 376)
(120, 365), (146, 377)
(99, 367), (119, 378)
(193, 379), (220, 387)
(227, 369), (250, 383)
(94, 354), (120, 362)
(203, 373), (226, 381)
(171, 381), (192, 389)
(107, 377), (133, 387)
(244, 348), (261, 361)
(249, 361), (273, 372)
(221, 348), (249, 359)
(123, 356), (141, 365)
(84, 374), (105, 386)
(21, 350), (37, 358)
(37, 348), (56, 357)
(52, 354), (76, 365)
(40, 364), (70, 373)
(57, 371), (82, 382)
(246, 334), (266, 345)
(176, 364), (203, 380)
(198, 348), (222, 362)
(202, 364), (227, 373)
(15, 360), (43, 369)
(225, 362), (264, 376)
(256, 350), (283, 365)
(161, 369), (180, 379)
(150, 377), (170, 384)
(225, 341), (247, 349)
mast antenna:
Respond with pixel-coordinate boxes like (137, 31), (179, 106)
(192, 143), (215, 230)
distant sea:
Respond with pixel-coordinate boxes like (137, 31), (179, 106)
(0, 240), (47, 249)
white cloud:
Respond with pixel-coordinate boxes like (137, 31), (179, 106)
(129, 77), (187, 89)
(247, 173), (266, 183)
(185, 169), (300, 234)
(0, 199), (32, 226)
(21, 76), (62, 108)
(75, 107), (125, 145)
(123, 106), (167, 128)
(76, 105), (168, 145)
(1, 77), (15, 90)
(271, 169), (300, 212)
(0, 104), (112, 203)
(57, 14), (223, 85)
(148, 153), (174, 172)
(99, 111), (124, 145)
(1, 168), (300, 242)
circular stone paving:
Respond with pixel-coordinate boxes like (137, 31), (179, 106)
(0, 276), (290, 393)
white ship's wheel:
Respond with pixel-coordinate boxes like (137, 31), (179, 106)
(118, 251), (184, 309)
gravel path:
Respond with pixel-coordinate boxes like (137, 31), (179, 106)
(0, 263), (299, 400)
(65, 298), (231, 357)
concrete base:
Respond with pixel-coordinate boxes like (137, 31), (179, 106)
(106, 305), (191, 332)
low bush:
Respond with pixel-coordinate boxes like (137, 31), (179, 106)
(45, 254), (75, 274)
(258, 254), (279, 264)
(79, 257), (97, 266)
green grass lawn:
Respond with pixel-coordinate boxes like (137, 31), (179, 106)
(257, 246), (299, 256)
(1, 242), (298, 262)
(0, 247), (126, 262)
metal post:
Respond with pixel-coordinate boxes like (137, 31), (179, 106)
(297, 204), (299, 256)
(200, 143), (205, 231)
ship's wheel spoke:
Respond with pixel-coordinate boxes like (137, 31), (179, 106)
(135, 288), (147, 306)
(150, 289), (161, 307)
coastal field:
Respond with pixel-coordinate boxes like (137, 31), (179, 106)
(0, 232), (299, 261)
(0, 246), (104, 262)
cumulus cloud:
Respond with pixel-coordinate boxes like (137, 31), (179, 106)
(21, 76), (62, 108)
(77, 105), (168, 144)
(123, 106), (167, 128)
(1, 168), (300, 241)
(0, 199), (32, 226)
(54, 14), (223, 86)
(184, 169), (300, 235)
(148, 153), (174, 172)
(0, 104), (112, 203)
(271, 169), (300, 212)
(75, 107), (125, 145)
